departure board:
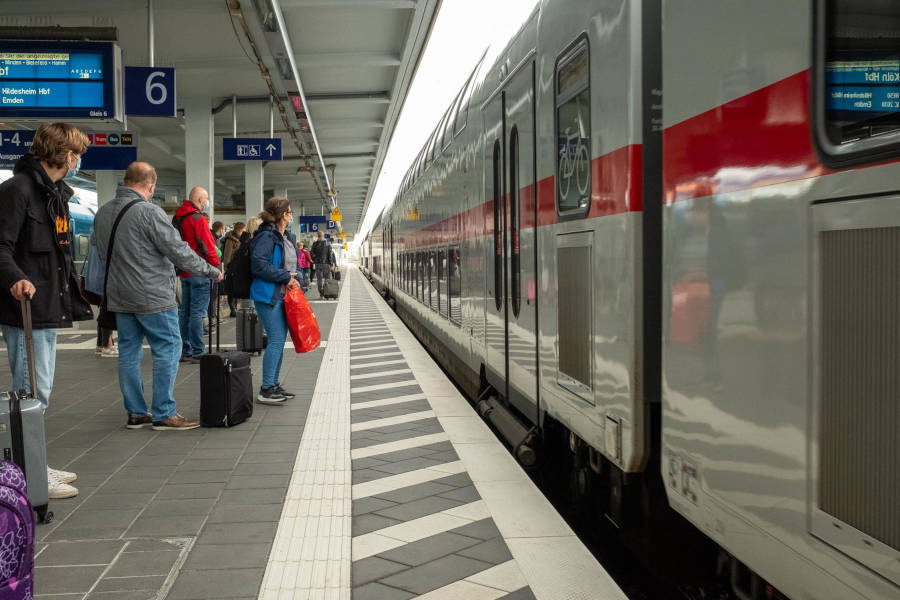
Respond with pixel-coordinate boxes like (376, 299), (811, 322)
(826, 60), (900, 113)
(0, 41), (121, 120)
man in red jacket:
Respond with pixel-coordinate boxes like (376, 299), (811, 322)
(174, 186), (219, 361)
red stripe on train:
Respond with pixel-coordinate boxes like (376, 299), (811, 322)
(663, 69), (827, 203)
(401, 143), (643, 247)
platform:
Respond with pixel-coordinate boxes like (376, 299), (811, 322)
(5, 267), (622, 600)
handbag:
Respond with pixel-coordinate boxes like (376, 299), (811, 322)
(98, 199), (143, 331)
(77, 238), (103, 306)
(284, 288), (320, 353)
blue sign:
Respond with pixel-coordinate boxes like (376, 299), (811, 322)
(0, 41), (121, 120)
(125, 66), (176, 117)
(223, 137), (282, 161)
(0, 129), (135, 170)
(297, 216), (339, 234)
(0, 130), (34, 168)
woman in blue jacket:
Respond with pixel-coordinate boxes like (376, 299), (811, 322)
(250, 196), (300, 404)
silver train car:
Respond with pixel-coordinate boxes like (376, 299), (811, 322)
(359, 1), (899, 598)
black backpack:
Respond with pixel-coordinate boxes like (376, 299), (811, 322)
(225, 241), (252, 299)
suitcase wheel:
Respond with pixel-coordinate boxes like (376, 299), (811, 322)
(35, 504), (54, 524)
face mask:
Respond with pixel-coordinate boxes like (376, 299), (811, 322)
(66, 155), (81, 178)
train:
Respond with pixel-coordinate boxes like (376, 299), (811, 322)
(358, 1), (900, 599)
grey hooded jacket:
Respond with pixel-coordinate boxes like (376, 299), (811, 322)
(95, 185), (219, 314)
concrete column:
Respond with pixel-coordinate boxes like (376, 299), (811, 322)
(95, 170), (123, 206)
(183, 96), (215, 221)
(245, 162), (264, 222)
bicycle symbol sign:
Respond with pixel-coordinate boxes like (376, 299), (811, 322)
(558, 127), (590, 201)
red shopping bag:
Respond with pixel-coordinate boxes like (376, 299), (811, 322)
(284, 288), (321, 353)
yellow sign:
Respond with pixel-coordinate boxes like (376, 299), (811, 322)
(331, 208), (342, 221)
(340, 231), (346, 239)
(343, 242), (348, 250)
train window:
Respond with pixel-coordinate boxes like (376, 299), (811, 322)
(427, 251), (437, 310)
(815, 0), (900, 167)
(492, 140), (502, 311)
(449, 246), (462, 324)
(438, 249), (448, 317)
(555, 36), (591, 217)
(509, 126), (521, 318)
(419, 251), (426, 303)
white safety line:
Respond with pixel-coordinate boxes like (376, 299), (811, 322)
(349, 351), (403, 361)
(350, 410), (434, 432)
(352, 461), (466, 499)
(350, 432), (449, 460)
(349, 368), (412, 381)
(257, 272), (351, 600)
(350, 338), (395, 348)
(351, 500), (491, 561)
(350, 333), (393, 340)
(349, 359), (407, 371)
(350, 393), (427, 411)
(350, 379), (417, 394)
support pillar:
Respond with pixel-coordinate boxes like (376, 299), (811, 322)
(245, 162), (264, 222)
(95, 171), (123, 206)
(184, 96), (214, 221)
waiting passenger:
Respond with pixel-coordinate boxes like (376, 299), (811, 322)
(297, 241), (312, 291)
(94, 162), (222, 431)
(250, 196), (300, 405)
(246, 216), (262, 240)
(222, 221), (246, 317)
(0, 122), (93, 499)
(173, 186), (220, 361)
(310, 230), (335, 298)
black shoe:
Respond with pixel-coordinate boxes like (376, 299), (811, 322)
(126, 413), (152, 429)
(229, 312), (237, 318)
(179, 355), (191, 363)
(274, 384), (295, 399)
(257, 386), (287, 405)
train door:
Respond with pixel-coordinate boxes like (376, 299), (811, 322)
(483, 60), (538, 415)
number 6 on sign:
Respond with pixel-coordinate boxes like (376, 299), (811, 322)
(125, 66), (176, 117)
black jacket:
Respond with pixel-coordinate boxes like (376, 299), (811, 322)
(0, 155), (93, 329)
(310, 239), (334, 265)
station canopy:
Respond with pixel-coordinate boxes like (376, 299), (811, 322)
(0, 0), (441, 236)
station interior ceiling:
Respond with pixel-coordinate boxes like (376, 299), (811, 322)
(0, 0), (441, 236)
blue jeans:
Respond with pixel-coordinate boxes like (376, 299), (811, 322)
(179, 276), (210, 357)
(1, 325), (57, 410)
(254, 299), (287, 389)
(116, 308), (180, 420)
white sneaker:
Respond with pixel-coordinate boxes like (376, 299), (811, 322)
(48, 466), (77, 484)
(99, 346), (118, 358)
(48, 469), (78, 499)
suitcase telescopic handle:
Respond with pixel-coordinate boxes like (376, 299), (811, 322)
(20, 293), (38, 400)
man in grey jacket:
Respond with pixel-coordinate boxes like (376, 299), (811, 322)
(95, 162), (222, 430)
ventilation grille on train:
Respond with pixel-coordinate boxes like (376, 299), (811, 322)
(557, 245), (592, 388)
(819, 227), (900, 551)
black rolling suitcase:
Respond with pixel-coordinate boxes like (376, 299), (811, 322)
(322, 278), (340, 299)
(0, 298), (52, 523)
(236, 306), (266, 355)
(200, 301), (253, 427)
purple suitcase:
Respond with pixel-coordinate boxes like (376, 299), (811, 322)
(0, 460), (35, 600)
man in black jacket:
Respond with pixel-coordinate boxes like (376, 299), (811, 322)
(310, 230), (334, 297)
(0, 122), (93, 499)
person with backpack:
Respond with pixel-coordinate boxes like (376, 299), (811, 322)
(310, 230), (335, 298)
(173, 186), (220, 362)
(222, 222), (245, 317)
(297, 241), (312, 292)
(250, 196), (300, 404)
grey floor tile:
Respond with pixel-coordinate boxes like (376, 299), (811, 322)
(142, 497), (217, 517)
(35, 565), (105, 594)
(197, 521), (278, 545)
(75, 492), (156, 511)
(35, 594), (84, 600)
(352, 496), (397, 516)
(497, 587), (538, 600)
(354, 513), (402, 535)
(352, 556), (409, 586)
(155, 482), (225, 499)
(88, 591), (159, 600)
(456, 537), (513, 565)
(37, 540), (125, 567)
(167, 568), (264, 599)
(379, 554), (493, 595)
(374, 495), (463, 522)
(125, 515), (205, 537)
(366, 456), (448, 476)
(373, 481), (457, 504)
(124, 539), (183, 553)
(237, 452), (295, 464)
(218, 487), (286, 505)
(437, 485), (481, 503)
(225, 474), (290, 489)
(176, 458), (239, 471)
(449, 518), (502, 541)
(96, 477), (166, 493)
(231, 461), (293, 476)
(376, 531), (482, 567)
(107, 550), (180, 576)
(167, 469), (233, 484)
(351, 582), (415, 600)
(206, 503), (284, 523)
(182, 543), (271, 570)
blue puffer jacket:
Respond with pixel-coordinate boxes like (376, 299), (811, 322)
(250, 223), (296, 305)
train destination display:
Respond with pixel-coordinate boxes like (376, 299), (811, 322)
(826, 59), (900, 113)
(0, 41), (122, 120)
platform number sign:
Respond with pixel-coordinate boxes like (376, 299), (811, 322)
(125, 66), (176, 117)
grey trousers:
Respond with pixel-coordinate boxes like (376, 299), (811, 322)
(314, 263), (331, 293)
